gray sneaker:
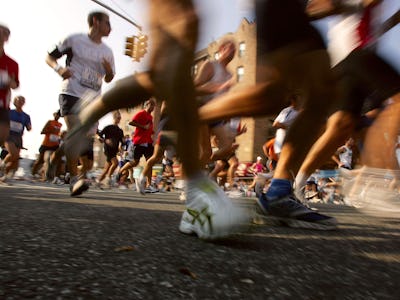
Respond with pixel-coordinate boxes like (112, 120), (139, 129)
(145, 185), (159, 193)
(138, 173), (147, 195)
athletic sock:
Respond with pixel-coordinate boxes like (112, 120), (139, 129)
(294, 171), (309, 191)
(265, 178), (292, 199)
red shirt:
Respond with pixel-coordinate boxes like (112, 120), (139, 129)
(131, 110), (153, 145)
(42, 120), (63, 147)
(0, 53), (19, 109)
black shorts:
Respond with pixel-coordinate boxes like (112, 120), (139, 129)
(58, 94), (80, 117)
(334, 48), (400, 115)
(104, 145), (119, 162)
(131, 144), (154, 161)
(0, 108), (10, 125)
(39, 145), (59, 154)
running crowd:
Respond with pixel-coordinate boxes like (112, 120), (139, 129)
(1, 0), (399, 240)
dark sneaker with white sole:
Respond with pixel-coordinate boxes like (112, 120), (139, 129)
(70, 177), (90, 197)
(256, 193), (337, 230)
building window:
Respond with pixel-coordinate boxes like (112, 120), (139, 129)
(237, 66), (244, 82)
(239, 42), (246, 57)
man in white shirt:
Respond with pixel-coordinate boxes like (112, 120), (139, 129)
(272, 94), (300, 157)
(46, 11), (115, 196)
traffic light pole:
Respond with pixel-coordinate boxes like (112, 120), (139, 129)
(89, 0), (142, 31)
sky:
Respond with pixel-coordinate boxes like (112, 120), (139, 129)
(0, 0), (254, 159)
(0, 0), (399, 159)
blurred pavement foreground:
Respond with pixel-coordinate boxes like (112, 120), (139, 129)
(0, 181), (399, 299)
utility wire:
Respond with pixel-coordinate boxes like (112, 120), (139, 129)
(108, 0), (139, 28)
(89, 0), (142, 31)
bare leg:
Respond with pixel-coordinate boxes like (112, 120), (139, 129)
(198, 124), (212, 165)
(107, 157), (119, 178)
(362, 93), (400, 170)
(145, 0), (200, 178)
(79, 156), (93, 178)
(227, 155), (239, 187)
(2, 142), (19, 177)
(31, 152), (45, 176)
(42, 150), (54, 181)
(119, 160), (139, 184)
(360, 94), (400, 194)
(209, 125), (237, 162)
(141, 143), (164, 187)
(208, 160), (226, 182)
(63, 114), (81, 178)
(297, 111), (355, 184)
(198, 82), (285, 123)
(78, 74), (152, 132)
(98, 161), (111, 183)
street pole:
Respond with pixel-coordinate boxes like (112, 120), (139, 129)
(89, 0), (142, 31)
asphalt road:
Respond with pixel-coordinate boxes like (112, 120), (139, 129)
(0, 180), (399, 299)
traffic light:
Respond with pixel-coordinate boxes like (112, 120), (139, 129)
(124, 36), (135, 57)
(136, 34), (149, 60)
(132, 33), (148, 62)
(124, 34), (148, 62)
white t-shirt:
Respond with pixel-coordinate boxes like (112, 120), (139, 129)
(273, 106), (299, 154)
(327, 1), (382, 66)
(339, 145), (353, 169)
(327, 14), (362, 66)
(56, 33), (115, 98)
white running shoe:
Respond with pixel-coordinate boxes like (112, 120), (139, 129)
(179, 191), (186, 201)
(138, 174), (147, 195)
(179, 177), (250, 239)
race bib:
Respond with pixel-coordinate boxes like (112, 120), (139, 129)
(0, 70), (9, 89)
(49, 134), (60, 143)
(10, 120), (23, 133)
(80, 67), (102, 91)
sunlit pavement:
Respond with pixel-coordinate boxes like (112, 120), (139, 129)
(0, 180), (399, 299)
